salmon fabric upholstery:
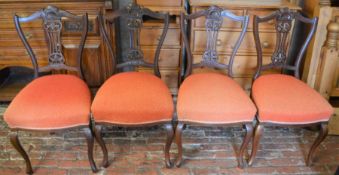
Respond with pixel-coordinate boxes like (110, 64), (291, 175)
(4, 75), (91, 130)
(91, 72), (174, 125)
(252, 74), (334, 124)
(177, 73), (256, 124)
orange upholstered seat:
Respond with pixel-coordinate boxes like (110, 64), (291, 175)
(252, 74), (334, 124)
(4, 75), (91, 130)
(91, 72), (174, 125)
(177, 73), (257, 124)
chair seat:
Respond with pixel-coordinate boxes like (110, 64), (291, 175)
(4, 75), (91, 130)
(252, 74), (334, 124)
(91, 72), (174, 125)
(177, 73), (256, 124)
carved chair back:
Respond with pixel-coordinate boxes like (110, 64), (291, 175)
(99, 3), (170, 78)
(253, 8), (318, 80)
(181, 6), (249, 79)
(14, 6), (88, 79)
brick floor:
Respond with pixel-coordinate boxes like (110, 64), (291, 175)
(0, 104), (338, 175)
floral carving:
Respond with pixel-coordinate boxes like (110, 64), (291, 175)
(201, 6), (223, 66)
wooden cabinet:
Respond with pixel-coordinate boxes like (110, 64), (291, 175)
(0, 0), (115, 101)
(136, 0), (186, 95)
(189, 0), (299, 93)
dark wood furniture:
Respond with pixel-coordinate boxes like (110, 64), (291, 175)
(91, 3), (175, 168)
(136, 0), (186, 95)
(0, 0), (115, 101)
(188, 0), (300, 94)
(248, 8), (333, 166)
(3, 6), (99, 173)
(175, 6), (256, 168)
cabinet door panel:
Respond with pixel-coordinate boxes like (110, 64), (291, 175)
(142, 47), (180, 67)
(192, 31), (277, 54)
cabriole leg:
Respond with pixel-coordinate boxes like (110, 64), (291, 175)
(164, 123), (174, 168)
(248, 123), (264, 166)
(10, 131), (33, 174)
(174, 123), (184, 167)
(84, 127), (98, 173)
(306, 122), (328, 166)
(238, 123), (253, 168)
(93, 125), (109, 168)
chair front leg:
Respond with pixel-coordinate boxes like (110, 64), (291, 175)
(93, 125), (109, 168)
(248, 123), (264, 166)
(164, 123), (174, 168)
(174, 123), (184, 167)
(306, 122), (328, 166)
(83, 127), (98, 173)
(9, 131), (33, 174)
(238, 123), (253, 168)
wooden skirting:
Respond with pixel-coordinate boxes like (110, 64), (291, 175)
(329, 108), (339, 135)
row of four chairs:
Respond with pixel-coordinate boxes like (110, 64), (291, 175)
(3, 3), (333, 174)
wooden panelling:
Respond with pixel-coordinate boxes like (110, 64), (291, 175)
(140, 28), (180, 47)
(142, 47), (180, 68)
(136, 0), (182, 7)
(192, 30), (277, 54)
(0, 0), (115, 101)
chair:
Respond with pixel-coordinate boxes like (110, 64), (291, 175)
(91, 3), (174, 168)
(175, 6), (255, 168)
(248, 8), (333, 166)
(3, 6), (98, 173)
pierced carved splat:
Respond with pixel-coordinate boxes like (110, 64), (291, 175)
(42, 7), (66, 67)
(99, 2), (169, 77)
(181, 6), (249, 78)
(126, 3), (144, 62)
(271, 9), (294, 66)
(201, 6), (223, 67)
(14, 6), (88, 78)
(253, 8), (318, 79)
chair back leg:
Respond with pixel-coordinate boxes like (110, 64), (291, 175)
(306, 122), (328, 166)
(164, 123), (174, 168)
(93, 125), (109, 168)
(9, 131), (33, 174)
(248, 123), (264, 166)
(83, 127), (98, 172)
(174, 123), (184, 167)
(238, 123), (253, 168)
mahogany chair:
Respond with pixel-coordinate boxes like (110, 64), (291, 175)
(175, 6), (256, 168)
(3, 6), (99, 173)
(248, 8), (333, 166)
(91, 3), (174, 168)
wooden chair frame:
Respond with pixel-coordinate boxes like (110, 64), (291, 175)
(93, 2), (174, 168)
(175, 6), (252, 168)
(11, 6), (97, 174)
(248, 8), (324, 166)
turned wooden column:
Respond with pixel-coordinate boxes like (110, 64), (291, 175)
(314, 21), (339, 99)
(302, 0), (333, 87)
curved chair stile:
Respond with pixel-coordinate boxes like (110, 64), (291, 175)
(248, 8), (332, 167)
(175, 6), (254, 168)
(91, 2), (175, 169)
(3, 6), (99, 174)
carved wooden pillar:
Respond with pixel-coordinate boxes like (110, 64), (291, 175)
(314, 21), (339, 99)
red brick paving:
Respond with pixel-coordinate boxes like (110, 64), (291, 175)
(0, 106), (338, 174)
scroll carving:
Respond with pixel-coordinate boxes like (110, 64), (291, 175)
(202, 6), (223, 66)
(271, 9), (294, 65)
(41, 6), (66, 67)
(126, 3), (144, 63)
